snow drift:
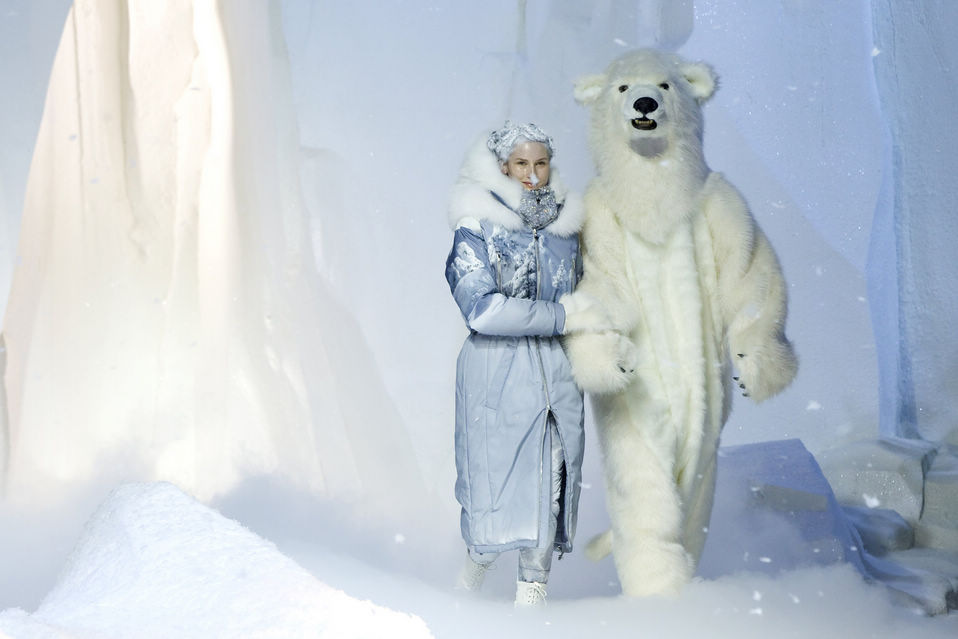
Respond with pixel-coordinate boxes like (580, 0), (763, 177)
(0, 482), (433, 638)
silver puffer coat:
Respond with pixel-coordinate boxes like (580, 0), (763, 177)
(445, 136), (585, 554)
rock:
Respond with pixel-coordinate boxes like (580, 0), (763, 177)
(841, 505), (914, 556)
(884, 548), (958, 614)
(915, 519), (958, 553)
(699, 438), (866, 577)
(920, 446), (958, 538)
(816, 437), (937, 523)
(700, 438), (957, 614)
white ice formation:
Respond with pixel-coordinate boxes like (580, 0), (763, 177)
(0, 0), (424, 507)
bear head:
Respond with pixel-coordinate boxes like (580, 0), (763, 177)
(573, 49), (718, 243)
(575, 49), (716, 164)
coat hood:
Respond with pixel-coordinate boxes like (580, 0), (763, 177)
(448, 134), (584, 237)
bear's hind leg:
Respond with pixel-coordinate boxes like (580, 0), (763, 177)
(601, 414), (694, 596)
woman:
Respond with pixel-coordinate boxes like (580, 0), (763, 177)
(445, 122), (604, 606)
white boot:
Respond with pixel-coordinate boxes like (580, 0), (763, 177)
(514, 580), (547, 608)
(455, 554), (490, 592)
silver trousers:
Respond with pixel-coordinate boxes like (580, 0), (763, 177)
(468, 419), (565, 583)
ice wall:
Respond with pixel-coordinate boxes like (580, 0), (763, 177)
(1, 0), (425, 508)
(0, 0), (71, 321)
(868, 1), (958, 444)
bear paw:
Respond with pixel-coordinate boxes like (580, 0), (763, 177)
(564, 331), (638, 394)
(733, 336), (798, 403)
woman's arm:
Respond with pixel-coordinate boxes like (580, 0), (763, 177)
(445, 224), (565, 337)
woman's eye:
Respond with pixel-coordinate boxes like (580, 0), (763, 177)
(618, 85), (628, 93)
(659, 82), (670, 90)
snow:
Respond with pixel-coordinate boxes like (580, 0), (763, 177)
(2, 480), (956, 639)
(0, 483), (432, 639)
(2, 0), (958, 637)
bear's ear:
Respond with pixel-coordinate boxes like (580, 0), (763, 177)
(681, 61), (717, 102)
(574, 73), (606, 105)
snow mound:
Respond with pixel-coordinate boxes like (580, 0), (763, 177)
(0, 482), (433, 639)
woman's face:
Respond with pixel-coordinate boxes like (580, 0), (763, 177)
(501, 141), (551, 190)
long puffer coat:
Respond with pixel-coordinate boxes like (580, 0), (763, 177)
(445, 136), (585, 554)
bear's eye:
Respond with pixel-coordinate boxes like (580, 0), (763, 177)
(659, 82), (670, 90)
(618, 85), (628, 93)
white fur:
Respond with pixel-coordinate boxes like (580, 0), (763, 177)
(559, 291), (613, 334)
(563, 330), (637, 394)
(448, 134), (584, 238)
(566, 49), (796, 597)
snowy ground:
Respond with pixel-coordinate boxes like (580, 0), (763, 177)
(1, 482), (957, 639)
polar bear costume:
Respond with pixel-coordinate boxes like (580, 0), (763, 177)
(564, 49), (797, 596)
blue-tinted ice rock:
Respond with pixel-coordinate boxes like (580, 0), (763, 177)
(701, 439), (956, 614)
(816, 437), (937, 523)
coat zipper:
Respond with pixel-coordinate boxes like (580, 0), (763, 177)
(555, 243), (576, 554)
(534, 231), (573, 554)
(532, 229), (551, 409)
(533, 229), (540, 299)
(532, 227), (558, 547)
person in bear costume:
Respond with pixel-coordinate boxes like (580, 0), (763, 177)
(562, 49), (798, 596)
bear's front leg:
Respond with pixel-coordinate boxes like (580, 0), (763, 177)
(597, 398), (695, 596)
(731, 334), (797, 403)
(563, 331), (637, 394)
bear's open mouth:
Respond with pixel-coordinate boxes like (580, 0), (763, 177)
(631, 117), (657, 131)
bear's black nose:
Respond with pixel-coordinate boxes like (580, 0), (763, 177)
(633, 97), (658, 114)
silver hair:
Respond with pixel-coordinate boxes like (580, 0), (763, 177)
(486, 121), (555, 163)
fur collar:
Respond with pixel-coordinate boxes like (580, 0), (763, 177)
(448, 134), (584, 237)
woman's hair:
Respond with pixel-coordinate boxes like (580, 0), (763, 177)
(486, 121), (555, 163)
